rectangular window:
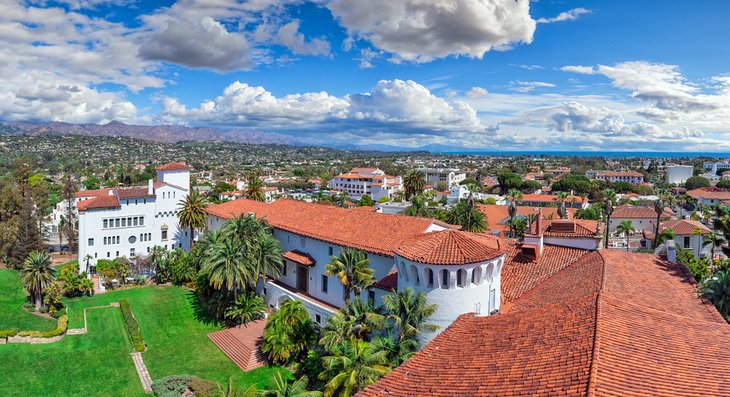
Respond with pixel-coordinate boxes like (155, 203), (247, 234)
(315, 314), (321, 324)
(684, 236), (691, 248)
(489, 289), (496, 313)
(133, 217), (138, 226)
(103, 237), (107, 245)
(107, 252), (110, 258)
(121, 218), (126, 227)
(368, 290), (375, 305)
(328, 246), (333, 256)
(283, 263), (287, 276)
(88, 238), (94, 246)
(116, 251), (119, 257)
(161, 230), (168, 241)
(115, 218), (120, 228)
(127, 217), (132, 226)
(321, 275), (328, 293)
(130, 248), (135, 257)
(103, 219), (108, 228)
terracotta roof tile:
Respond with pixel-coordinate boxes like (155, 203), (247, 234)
(282, 250), (315, 266)
(659, 219), (711, 235)
(116, 187), (154, 199)
(373, 269), (398, 291)
(155, 162), (192, 171)
(73, 188), (112, 198)
(206, 199), (449, 256)
(533, 219), (599, 238)
(477, 204), (576, 234)
(76, 194), (120, 211)
(612, 204), (675, 219)
(686, 187), (730, 200)
(395, 230), (506, 265)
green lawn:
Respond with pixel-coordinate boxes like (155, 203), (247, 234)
(0, 307), (145, 397)
(0, 273), (286, 396)
(65, 285), (287, 389)
(0, 269), (56, 332)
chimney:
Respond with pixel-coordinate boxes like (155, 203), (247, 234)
(666, 239), (677, 262)
(148, 179), (154, 195)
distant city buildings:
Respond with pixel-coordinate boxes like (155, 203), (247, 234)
(328, 168), (403, 201)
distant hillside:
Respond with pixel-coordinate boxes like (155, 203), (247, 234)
(0, 120), (301, 145)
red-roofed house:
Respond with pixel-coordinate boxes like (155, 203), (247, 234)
(328, 168), (403, 201)
(609, 204), (675, 233)
(659, 219), (712, 258)
(687, 187), (730, 206)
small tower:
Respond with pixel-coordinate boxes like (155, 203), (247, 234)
(155, 162), (192, 192)
(394, 230), (507, 342)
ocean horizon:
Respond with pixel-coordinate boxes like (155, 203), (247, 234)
(434, 150), (730, 159)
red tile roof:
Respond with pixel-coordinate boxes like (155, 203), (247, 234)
(533, 219), (599, 238)
(206, 199), (451, 257)
(116, 187), (154, 199)
(477, 204), (576, 234)
(687, 187), (730, 200)
(612, 204), (675, 219)
(395, 230), (506, 265)
(155, 161), (192, 171)
(282, 250), (315, 266)
(76, 194), (120, 211)
(73, 188), (112, 198)
(360, 250), (729, 397)
(659, 219), (711, 235)
(373, 269), (398, 291)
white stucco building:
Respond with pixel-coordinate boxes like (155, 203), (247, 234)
(76, 162), (192, 274)
(418, 168), (466, 187)
(328, 168), (403, 201)
(658, 219), (712, 259)
(666, 165), (693, 184)
(594, 171), (644, 184)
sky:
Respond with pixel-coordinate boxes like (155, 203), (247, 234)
(2, 0), (730, 152)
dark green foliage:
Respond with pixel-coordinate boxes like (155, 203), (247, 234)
(685, 176), (711, 190)
(716, 180), (730, 189)
(119, 299), (146, 352)
(496, 171), (522, 191)
(551, 174), (592, 195)
(575, 206), (601, 220)
(152, 375), (197, 397)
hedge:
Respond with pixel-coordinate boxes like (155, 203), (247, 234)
(151, 375), (215, 397)
(2, 315), (68, 339)
(119, 300), (146, 352)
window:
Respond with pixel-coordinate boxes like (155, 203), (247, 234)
(315, 314), (321, 324)
(130, 248), (135, 257)
(321, 275), (328, 293)
(116, 236), (120, 244)
(441, 269), (449, 289)
(139, 217), (144, 226)
(328, 246), (333, 256)
(489, 289), (496, 313)
(103, 219), (108, 228)
(115, 219), (120, 228)
(103, 237), (107, 245)
(128, 236), (137, 244)
(121, 218), (126, 227)
(115, 251), (119, 257)
(368, 290), (375, 305)
(133, 217), (138, 226)
(684, 236), (691, 248)
(161, 229), (168, 241)
(457, 269), (466, 287)
(107, 252), (110, 258)
(283, 263), (287, 276)
(88, 238), (94, 246)
(426, 268), (434, 288)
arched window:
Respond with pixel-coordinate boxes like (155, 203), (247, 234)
(425, 268), (434, 288)
(486, 263), (495, 283)
(457, 269), (467, 288)
(410, 265), (420, 286)
(471, 266), (483, 285)
(441, 269), (449, 289)
(400, 261), (409, 282)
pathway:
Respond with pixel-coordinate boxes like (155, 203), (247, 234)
(131, 352), (153, 393)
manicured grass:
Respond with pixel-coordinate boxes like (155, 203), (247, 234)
(0, 268), (56, 332)
(0, 307), (145, 397)
(65, 285), (288, 390)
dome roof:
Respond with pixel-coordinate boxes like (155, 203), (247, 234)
(395, 230), (506, 266)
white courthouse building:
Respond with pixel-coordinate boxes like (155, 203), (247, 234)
(328, 168), (403, 201)
(76, 162), (192, 274)
(418, 168), (466, 187)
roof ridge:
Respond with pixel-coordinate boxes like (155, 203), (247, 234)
(586, 249), (608, 397)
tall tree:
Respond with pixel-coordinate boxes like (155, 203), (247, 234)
(262, 300), (318, 365)
(326, 249), (375, 303)
(447, 197), (487, 233)
(177, 190), (209, 247)
(381, 288), (438, 344)
(603, 199), (614, 248)
(403, 170), (426, 200)
(19, 251), (56, 311)
(245, 172), (266, 202)
(653, 198), (665, 248)
(703, 232), (726, 258)
(9, 158), (44, 268)
(320, 339), (391, 397)
(699, 269), (730, 321)
(61, 175), (77, 254)
(616, 220), (635, 252)
(204, 238), (254, 299)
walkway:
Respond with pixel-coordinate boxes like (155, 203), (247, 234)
(207, 319), (268, 372)
(131, 352), (153, 393)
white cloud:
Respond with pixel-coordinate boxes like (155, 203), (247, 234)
(139, 17), (253, 71)
(160, 79), (485, 137)
(274, 20), (331, 56)
(466, 86), (488, 98)
(560, 65), (596, 74)
(326, 0), (536, 63)
(536, 8), (591, 24)
(510, 81), (556, 93)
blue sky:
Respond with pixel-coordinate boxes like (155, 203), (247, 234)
(2, 0), (730, 151)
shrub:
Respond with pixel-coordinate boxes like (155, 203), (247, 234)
(18, 315), (67, 338)
(59, 262), (80, 282)
(44, 283), (64, 315)
(152, 375), (195, 397)
(119, 300), (146, 352)
(0, 330), (18, 338)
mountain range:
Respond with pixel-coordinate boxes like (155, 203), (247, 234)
(0, 120), (302, 146)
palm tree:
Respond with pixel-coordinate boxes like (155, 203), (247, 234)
(603, 199), (614, 248)
(653, 198), (665, 249)
(381, 288), (438, 343)
(204, 238), (254, 299)
(262, 373), (321, 397)
(699, 269), (730, 320)
(508, 201), (517, 238)
(405, 196), (429, 217)
(178, 190), (208, 247)
(603, 188), (617, 206)
(368, 334), (418, 367)
(250, 232), (284, 286)
(224, 291), (266, 326)
(19, 251), (56, 311)
(446, 197), (487, 233)
(321, 339), (391, 397)
(403, 170), (426, 200)
(215, 377), (257, 397)
(245, 172), (266, 202)
(326, 249), (375, 302)
(556, 191), (569, 219)
(341, 298), (385, 340)
(507, 188), (523, 204)
(703, 232), (726, 258)
(715, 217), (730, 257)
(262, 300), (317, 365)
(616, 220), (635, 252)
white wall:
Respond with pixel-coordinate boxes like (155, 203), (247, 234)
(543, 236), (599, 250)
(609, 217), (656, 233)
